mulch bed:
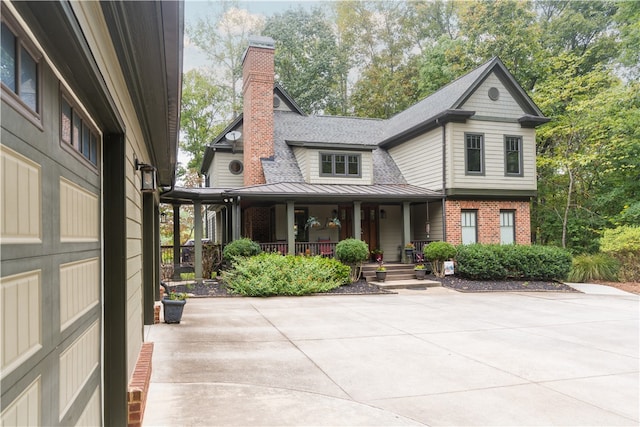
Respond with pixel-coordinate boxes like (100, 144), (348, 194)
(438, 275), (578, 293)
(164, 275), (578, 297)
(165, 279), (395, 297)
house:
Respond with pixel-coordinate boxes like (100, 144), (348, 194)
(1, 1), (182, 425)
(200, 36), (548, 262)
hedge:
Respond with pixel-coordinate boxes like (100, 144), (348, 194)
(455, 244), (572, 281)
(223, 252), (350, 296)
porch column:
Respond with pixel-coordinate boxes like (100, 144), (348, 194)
(194, 201), (203, 281)
(402, 201), (411, 245)
(172, 204), (181, 279)
(286, 200), (295, 255)
(353, 201), (362, 240)
(231, 198), (240, 240)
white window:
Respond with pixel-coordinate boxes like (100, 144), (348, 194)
(500, 210), (515, 244)
(461, 210), (477, 244)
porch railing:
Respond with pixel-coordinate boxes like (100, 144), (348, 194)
(259, 241), (337, 257)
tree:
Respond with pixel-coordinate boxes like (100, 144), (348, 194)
(262, 7), (344, 114)
(179, 69), (228, 171)
(188, 3), (264, 117)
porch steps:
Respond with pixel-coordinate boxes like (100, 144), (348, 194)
(361, 263), (441, 290)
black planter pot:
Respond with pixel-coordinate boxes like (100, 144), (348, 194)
(162, 298), (186, 323)
(414, 269), (426, 280)
(375, 270), (387, 282)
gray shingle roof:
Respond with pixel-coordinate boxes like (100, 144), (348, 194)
(264, 111), (406, 185)
(384, 59), (494, 139)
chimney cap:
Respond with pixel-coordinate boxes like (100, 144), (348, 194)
(248, 35), (275, 50)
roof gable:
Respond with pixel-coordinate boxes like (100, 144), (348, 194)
(380, 57), (547, 147)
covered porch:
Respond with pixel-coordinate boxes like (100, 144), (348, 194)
(159, 183), (444, 280)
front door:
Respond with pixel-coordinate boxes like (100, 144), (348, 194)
(361, 205), (379, 253)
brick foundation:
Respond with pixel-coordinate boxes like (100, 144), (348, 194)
(445, 199), (531, 245)
(127, 342), (154, 427)
(154, 303), (161, 324)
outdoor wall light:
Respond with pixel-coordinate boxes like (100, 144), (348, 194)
(380, 209), (386, 219)
(135, 159), (156, 192)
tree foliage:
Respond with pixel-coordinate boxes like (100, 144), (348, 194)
(185, 0), (637, 255)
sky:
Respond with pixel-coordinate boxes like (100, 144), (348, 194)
(183, 0), (326, 71)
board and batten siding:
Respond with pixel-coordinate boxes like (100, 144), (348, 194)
(461, 72), (526, 118)
(210, 152), (244, 188)
(388, 129), (442, 190)
(448, 121), (536, 191)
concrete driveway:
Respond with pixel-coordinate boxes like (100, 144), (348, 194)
(143, 286), (639, 426)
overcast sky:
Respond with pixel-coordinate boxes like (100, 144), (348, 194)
(183, 0), (326, 70)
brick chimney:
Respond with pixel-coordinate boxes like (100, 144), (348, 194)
(242, 36), (275, 186)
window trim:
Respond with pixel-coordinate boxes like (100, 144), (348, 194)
(464, 133), (485, 176)
(504, 135), (523, 177)
(319, 152), (362, 178)
(500, 209), (516, 244)
(1, 10), (43, 128)
(461, 209), (478, 244)
(59, 89), (100, 170)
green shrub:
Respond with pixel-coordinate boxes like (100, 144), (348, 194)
(222, 253), (350, 296)
(455, 244), (506, 280)
(335, 238), (370, 282)
(568, 253), (619, 283)
(423, 241), (456, 278)
(455, 244), (572, 281)
(222, 238), (262, 260)
(600, 226), (640, 281)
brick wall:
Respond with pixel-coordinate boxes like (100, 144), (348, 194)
(243, 207), (271, 242)
(127, 342), (154, 427)
(242, 40), (275, 186)
(445, 199), (531, 245)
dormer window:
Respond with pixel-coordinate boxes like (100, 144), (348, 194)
(320, 153), (361, 177)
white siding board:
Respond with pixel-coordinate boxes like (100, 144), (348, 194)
(448, 121), (536, 191)
(59, 258), (100, 331)
(0, 145), (41, 243)
(1, 271), (41, 375)
(389, 129), (442, 190)
(0, 377), (40, 426)
(212, 153), (244, 187)
(292, 147), (309, 181)
(59, 321), (99, 419)
(461, 72), (525, 118)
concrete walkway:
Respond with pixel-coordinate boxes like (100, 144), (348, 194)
(144, 285), (639, 426)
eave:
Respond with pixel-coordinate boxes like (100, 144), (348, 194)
(380, 109), (475, 149)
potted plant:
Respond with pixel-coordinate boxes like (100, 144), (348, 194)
(305, 216), (321, 230)
(404, 242), (415, 263)
(414, 254), (427, 280)
(375, 256), (387, 282)
(370, 248), (383, 262)
(162, 290), (187, 323)
(327, 217), (341, 228)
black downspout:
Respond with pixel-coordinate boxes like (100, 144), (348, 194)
(438, 120), (447, 241)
